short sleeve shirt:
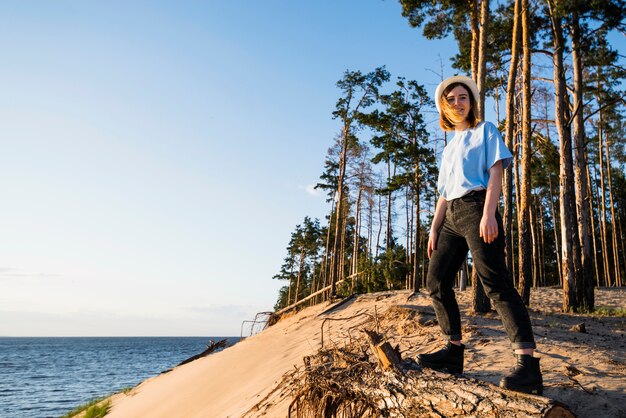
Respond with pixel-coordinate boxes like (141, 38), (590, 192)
(437, 121), (513, 201)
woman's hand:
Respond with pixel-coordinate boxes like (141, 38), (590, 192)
(481, 161), (503, 244)
(428, 196), (447, 258)
(428, 230), (438, 259)
(480, 213), (498, 244)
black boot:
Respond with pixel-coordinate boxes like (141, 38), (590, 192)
(500, 355), (544, 395)
(416, 342), (464, 374)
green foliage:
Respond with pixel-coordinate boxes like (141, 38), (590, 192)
(372, 246), (410, 290)
(333, 67), (390, 123)
(273, 217), (324, 310)
(84, 401), (112, 418)
(274, 285), (290, 311)
(61, 398), (111, 418)
(399, 0), (467, 39)
(591, 306), (626, 317)
(362, 77), (437, 200)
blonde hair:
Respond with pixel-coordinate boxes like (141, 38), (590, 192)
(439, 82), (480, 131)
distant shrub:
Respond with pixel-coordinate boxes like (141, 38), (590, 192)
(593, 306), (626, 317)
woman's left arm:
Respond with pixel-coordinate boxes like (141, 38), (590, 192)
(480, 160), (503, 244)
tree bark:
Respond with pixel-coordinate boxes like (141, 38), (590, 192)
(536, 198), (544, 287)
(331, 124), (350, 297)
(518, 0), (532, 305)
(320, 195), (335, 302)
(470, 0), (480, 81)
(530, 196), (538, 288)
(339, 195), (348, 291)
(597, 103), (611, 287)
(476, 0), (489, 119)
(459, 259), (468, 291)
(548, 0), (583, 312)
(586, 155), (601, 288)
(294, 249), (305, 304)
(352, 181), (364, 291)
(406, 188), (412, 289)
(287, 255), (295, 305)
(605, 129), (621, 287)
(472, 264), (491, 313)
(385, 161), (393, 252)
(375, 182), (383, 260)
(175, 339), (229, 367)
(284, 330), (576, 418)
(513, 143), (521, 286)
(618, 213), (626, 285)
(548, 176), (563, 286)
(504, 0), (521, 283)
(413, 164), (421, 291)
(570, 13), (594, 310)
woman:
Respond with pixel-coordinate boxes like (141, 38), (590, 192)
(416, 75), (543, 395)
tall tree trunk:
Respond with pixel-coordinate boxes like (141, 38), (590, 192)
(548, 1), (583, 312)
(287, 257), (295, 304)
(294, 249), (306, 303)
(386, 162), (391, 252)
(331, 124), (350, 297)
(472, 265), (491, 313)
(320, 195), (335, 303)
(339, 195), (348, 291)
(406, 188), (412, 290)
(367, 194), (375, 289)
(470, 0), (480, 81)
(587, 155), (601, 288)
(517, 0), (532, 305)
(413, 164), (421, 291)
(570, 13), (594, 310)
(530, 196), (538, 288)
(460, 259), (468, 291)
(421, 221), (427, 288)
(376, 184), (383, 260)
(352, 183), (364, 291)
(618, 213), (626, 285)
(605, 132), (621, 287)
(513, 140), (521, 286)
(476, 0), (489, 119)
(504, 0), (521, 283)
(537, 197), (546, 286)
(309, 262), (317, 306)
(368, 193), (374, 260)
(548, 176), (563, 285)
(597, 101), (611, 287)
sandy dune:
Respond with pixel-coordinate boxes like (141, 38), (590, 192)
(105, 287), (625, 418)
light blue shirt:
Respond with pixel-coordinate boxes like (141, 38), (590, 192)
(437, 121), (513, 201)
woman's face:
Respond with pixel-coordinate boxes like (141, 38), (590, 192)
(444, 85), (471, 124)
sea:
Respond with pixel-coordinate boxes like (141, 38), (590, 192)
(0, 336), (240, 418)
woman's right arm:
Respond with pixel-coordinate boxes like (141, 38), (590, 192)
(428, 196), (448, 259)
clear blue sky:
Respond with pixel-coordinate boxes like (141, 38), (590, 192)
(0, 1), (465, 336)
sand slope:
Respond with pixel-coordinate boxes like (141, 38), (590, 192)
(106, 288), (625, 418)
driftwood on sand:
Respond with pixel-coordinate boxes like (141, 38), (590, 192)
(177, 339), (229, 367)
(279, 329), (575, 418)
(161, 339), (230, 374)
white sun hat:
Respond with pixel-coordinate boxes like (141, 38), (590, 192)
(434, 75), (480, 114)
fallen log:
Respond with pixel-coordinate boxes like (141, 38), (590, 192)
(177, 339), (229, 366)
(162, 339), (230, 373)
(285, 330), (575, 418)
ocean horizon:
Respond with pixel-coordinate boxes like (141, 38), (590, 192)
(0, 336), (239, 418)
